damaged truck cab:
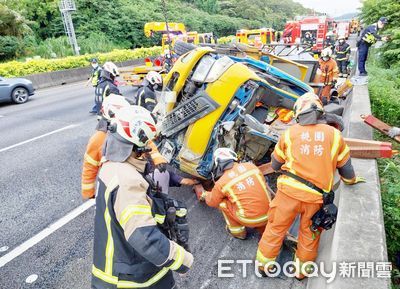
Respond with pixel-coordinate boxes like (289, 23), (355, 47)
(158, 47), (314, 179)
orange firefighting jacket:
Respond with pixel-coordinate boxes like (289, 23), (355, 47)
(81, 132), (167, 199)
(81, 130), (107, 199)
(318, 58), (339, 85)
(205, 162), (271, 225)
(272, 123), (351, 203)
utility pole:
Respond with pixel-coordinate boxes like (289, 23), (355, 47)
(59, 0), (80, 55)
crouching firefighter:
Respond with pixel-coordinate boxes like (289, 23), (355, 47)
(256, 93), (365, 280)
(92, 105), (193, 289)
(194, 148), (271, 240)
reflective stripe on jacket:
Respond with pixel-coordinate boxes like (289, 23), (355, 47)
(136, 85), (157, 112)
(81, 128), (165, 200)
(360, 24), (381, 45)
(335, 43), (351, 61)
(91, 67), (101, 86)
(206, 162), (271, 224)
(272, 123), (351, 203)
(81, 130), (107, 199)
(95, 79), (121, 103)
(92, 157), (192, 289)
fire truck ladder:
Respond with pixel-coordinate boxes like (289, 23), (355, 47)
(59, 0), (80, 55)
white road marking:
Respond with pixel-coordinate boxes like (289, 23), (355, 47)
(25, 274), (38, 284)
(0, 124), (80, 153)
(0, 246), (9, 252)
(0, 115), (4, 118)
(0, 199), (95, 268)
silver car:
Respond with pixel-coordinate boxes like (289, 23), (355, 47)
(0, 76), (35, 104)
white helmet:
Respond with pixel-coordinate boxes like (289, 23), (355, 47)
(213, 148), (238, 167)
(103, 61), (120, 77)
(101, 94), (130, 120)
(113, 106), (157, 147)
(338, 35), (346, 41)
(321, 47), (333, 58)
(146, 71), (163, 85)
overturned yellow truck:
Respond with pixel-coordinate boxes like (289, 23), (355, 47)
(155, 42), (319, 179)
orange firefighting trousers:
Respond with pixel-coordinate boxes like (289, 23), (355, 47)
(219, 201), (267, 238)
(257, 190), (322, 264)
(320, 85), (333, 100)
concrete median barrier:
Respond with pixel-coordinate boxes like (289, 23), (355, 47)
(24, 59), (145, 90)
(307, 83), (390, 289)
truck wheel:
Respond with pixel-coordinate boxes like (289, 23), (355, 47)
(11, 87), (29, 104)
(174, 41), (197, 56)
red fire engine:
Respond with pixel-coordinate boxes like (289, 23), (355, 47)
(283, 21), (301, 44)
(283, 16), (336, 52)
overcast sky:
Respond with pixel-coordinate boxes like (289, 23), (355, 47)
(293, 0), (362, 17)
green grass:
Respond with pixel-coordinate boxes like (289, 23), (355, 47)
(367, 52), (400, 288)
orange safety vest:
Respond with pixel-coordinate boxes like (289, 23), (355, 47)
(206, 162), (271, 224)
(272, 123), (351, 203)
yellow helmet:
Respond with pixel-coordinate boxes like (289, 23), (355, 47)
(293, 93), (324, 119)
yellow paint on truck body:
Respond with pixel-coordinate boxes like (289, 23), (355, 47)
(177, 62), (261, 177)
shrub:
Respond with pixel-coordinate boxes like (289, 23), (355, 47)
(218, 35), (236, 44)
(32, 37), (74, 59)
(0, 46), (162, 77)
(0, 36), (22, 61)
(78, 32), (130, 55)
(367, 58), (400, 126)
(368, 51), (400, 282)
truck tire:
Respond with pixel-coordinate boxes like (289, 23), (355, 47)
(174, 41), (197, 56)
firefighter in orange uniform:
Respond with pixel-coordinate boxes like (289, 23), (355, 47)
(318, 48), (339, 105)
(194, 148), (271, 239)
(256, 93), (365, 279)
(81, 94), (167, 199)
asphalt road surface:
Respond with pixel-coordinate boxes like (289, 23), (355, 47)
(0, 82), (306, 289)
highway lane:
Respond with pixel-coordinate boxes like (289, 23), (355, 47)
(0, 82), (304, 289)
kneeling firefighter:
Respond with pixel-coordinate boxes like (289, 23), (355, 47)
(92, 106), (193, 289)
(194, 148), (271, 240)
(256, 93), (365, 279)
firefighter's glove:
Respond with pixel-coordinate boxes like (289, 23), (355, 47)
(343, 176), (366, 185)
(181, 178), (200, 186)
(388, 127), (400, 138)
(156, 163), (167, 173)
(193, 184), (206, 202)
(353, 176), (366, 184)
